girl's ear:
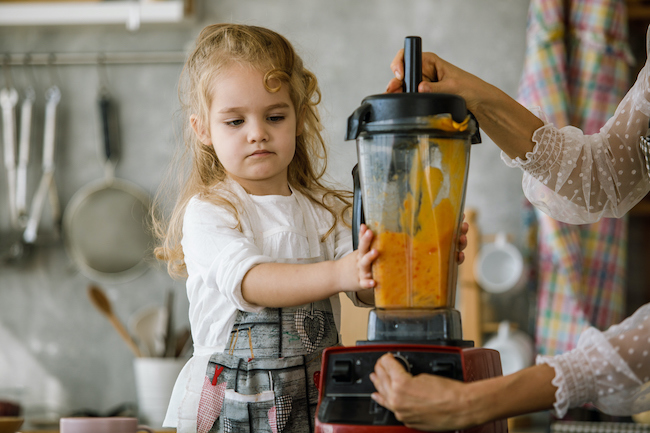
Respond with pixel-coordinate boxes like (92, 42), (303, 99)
(190, 114), (212, 145)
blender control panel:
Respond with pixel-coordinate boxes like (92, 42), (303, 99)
(317, 347), (462, 425)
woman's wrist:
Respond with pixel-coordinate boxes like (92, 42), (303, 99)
(460, 364), (558, 426)
(462, 376), (504, 426)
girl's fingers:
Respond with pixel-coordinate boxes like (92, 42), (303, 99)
(357, 224), (374, 253)
(457, 235), (467, 256)
(359, 248), (378, 266)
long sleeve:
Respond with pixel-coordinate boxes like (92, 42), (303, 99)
(503, 26), (650, 224)
(536, 303), (650, 418)
(182, 196), (271, 316)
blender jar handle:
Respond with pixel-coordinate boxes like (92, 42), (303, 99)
(351, 164), (365, 250)
(345, 102), (372, 141)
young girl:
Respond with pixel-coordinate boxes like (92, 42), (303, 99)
(152, 24), (377, 433)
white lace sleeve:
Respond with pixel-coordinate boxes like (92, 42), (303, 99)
(536, 303), (650, 418)
(501, 26), (650, 224)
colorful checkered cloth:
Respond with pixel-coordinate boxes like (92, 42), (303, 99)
(518, 0), (632, 356)
(533, 208), (627, 355)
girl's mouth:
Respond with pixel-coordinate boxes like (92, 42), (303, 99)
(250, 150), (273, 157)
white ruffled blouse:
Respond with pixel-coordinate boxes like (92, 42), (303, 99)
(537, 303), (650, 418)
(502, 26), (650, 225)
(502, 25), (650, 419)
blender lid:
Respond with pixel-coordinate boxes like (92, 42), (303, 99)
(345, 92), (475, 140)
(346, 36), (480, 142)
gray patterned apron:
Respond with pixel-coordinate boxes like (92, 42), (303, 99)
(196, 297), (339, 433)
(194, 182), (340, 432)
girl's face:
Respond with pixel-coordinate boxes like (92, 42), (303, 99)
(193, 63), (298, 196)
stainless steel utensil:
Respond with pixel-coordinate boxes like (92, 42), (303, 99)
(16, 87), (35, 225)
(23, 85), (61, 244)
(1, 85), (19, 229)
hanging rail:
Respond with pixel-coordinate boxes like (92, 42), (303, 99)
(3, 51), (187, 67)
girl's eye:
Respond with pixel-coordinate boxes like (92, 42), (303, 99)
(268, 116), (285, 123)
(226, 119), (244, 126)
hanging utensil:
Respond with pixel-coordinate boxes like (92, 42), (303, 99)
(15, 87), (34, 226)
(87, 285), (142, 357)
(0, 85), (19, 229)
(63, 90), (153, 283)
(23, 85), (60, 244)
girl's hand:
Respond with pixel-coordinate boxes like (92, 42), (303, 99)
(356, 224), (378, 290)
(336, 224), (378, 295)
(457, 217), (469, 265)
(370, 353), (476, 431)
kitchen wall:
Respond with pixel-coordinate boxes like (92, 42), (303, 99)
(0, 0), (530, 423)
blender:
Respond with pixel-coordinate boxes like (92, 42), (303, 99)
(315, 37), (507, 433)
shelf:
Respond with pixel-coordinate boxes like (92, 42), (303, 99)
(0, 0), (192, 31)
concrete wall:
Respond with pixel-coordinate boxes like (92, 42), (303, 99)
(0, 0), (530, 422)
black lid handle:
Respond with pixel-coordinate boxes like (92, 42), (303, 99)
(403, 36), (422, 93)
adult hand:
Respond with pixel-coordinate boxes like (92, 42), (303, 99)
(385, 48), (542, 160)
(370, 353), (479, 432)
(386, 49), (488, 114)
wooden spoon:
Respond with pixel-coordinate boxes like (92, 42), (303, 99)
(87, 285), (142, 357)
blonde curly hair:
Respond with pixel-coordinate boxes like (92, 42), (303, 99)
(152, 23), (351, 278)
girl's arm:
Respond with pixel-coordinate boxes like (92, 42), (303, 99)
(370, 353), (557, 432)
(241, 224), (378, 308)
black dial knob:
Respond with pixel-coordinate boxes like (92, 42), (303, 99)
(392, 353), (411, 373)
(332, 359), (354, 382)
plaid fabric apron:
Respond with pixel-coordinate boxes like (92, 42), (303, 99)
(196, 298), (338, 433)
(518, 0), (632, 355)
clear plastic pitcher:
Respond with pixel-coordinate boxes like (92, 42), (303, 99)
(348, 94), (478, 311)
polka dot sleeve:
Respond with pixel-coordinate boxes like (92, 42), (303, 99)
(536, 303), (650, 418)
(501, 25), (650, 224)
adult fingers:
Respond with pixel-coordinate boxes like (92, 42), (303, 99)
(390, 48), (405, 80)
(421, 52), (442, 82)
(386, 77), (404, 93)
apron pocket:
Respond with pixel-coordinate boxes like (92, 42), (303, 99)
(200, 352), (317, 433)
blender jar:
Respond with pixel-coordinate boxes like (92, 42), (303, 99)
(348, 94), (479, 312)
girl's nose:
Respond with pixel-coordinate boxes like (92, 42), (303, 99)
(247, 120), (269, 143)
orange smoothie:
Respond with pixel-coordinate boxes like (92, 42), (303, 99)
(372, 122), (468, 309)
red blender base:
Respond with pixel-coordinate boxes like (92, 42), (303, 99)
(315, 343), (508, 433)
